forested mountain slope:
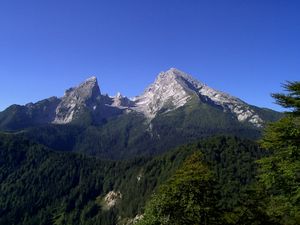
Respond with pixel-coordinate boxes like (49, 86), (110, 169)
(0, 133), (266, 225)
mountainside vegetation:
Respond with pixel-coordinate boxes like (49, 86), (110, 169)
(15, 100), (281, 159)
(257, 81), (300, 225)
(137, 81), (300, 225)
(0, 133), (266, 225)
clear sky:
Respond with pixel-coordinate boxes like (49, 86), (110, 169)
(0, 0), (299, 112)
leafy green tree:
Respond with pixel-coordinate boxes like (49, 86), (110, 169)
(258, 81), (300, 225)
(137, 152), (221, 225)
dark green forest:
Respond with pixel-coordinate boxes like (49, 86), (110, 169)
(0, 81), (299, 225)
(0, 133), (268, 225)
(137, 81), (300, 225)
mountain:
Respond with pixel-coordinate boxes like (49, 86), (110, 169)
(0, 68), (282, 158)
(53, 76), (102, 124)
(0, 68), (279, 129)
(133, 68), (264, 127)
(0, 69), (287, 224)
(0, 76), (128, 130)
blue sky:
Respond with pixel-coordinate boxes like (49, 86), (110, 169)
(0, 0), (299, 111)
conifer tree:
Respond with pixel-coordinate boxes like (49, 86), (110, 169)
(258, 81), (300, 225)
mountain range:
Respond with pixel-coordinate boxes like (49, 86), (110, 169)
(0, 68), (288, 225)
(0, 68), (282, 158)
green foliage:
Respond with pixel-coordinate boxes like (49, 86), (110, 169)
(0, 133), (126, 225)
(137, 152), (221, 225)
(137, 137), (276, 225)
(258, 81), (300, 225)
(0, 134), (266, 225)
(272, 81), (300, 115)
(0, 81), (289, 225)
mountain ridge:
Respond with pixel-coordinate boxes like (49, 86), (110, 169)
(0, 68), (278, 130)
(133, 68), (265, 127)
(0, 68), (283, 158)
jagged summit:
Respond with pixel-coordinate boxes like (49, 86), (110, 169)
(79, 76), (100, 95)
(160, 67), (200, 80)
(133, 68), (195, 118)
(53, 76), (101, 124)
(132, 68), (191, 115)
(63, 76), (100, 96)
(158, 68), (205, 88)
(133, 68), (264, 127)
(85, 76), (97, 82)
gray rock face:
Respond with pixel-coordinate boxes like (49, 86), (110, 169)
(53, 76), (101, 124)
(132, 68), (193, 118)
(132, 68), (264, 127)
(52, 76), (128, 125)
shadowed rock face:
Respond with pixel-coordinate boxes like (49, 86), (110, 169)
(25, 97), (61, 123)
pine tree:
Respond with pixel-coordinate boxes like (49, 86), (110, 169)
(258, 81), (300, 225)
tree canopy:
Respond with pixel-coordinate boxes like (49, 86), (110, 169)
(272, 81), (300, 115)
(258, 81), (300, 225)
(137, 152), (221, 225)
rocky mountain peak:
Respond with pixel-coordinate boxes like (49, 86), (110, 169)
(48, 71), (266, 127)
(53, 76), (101, 124)
(157, 68), (185, 81)
(133, 68), (195, 118)
(0, 70), (269, 129)
(133, 68), (264, 127)
(64, 76), (100, 98)
(85, 76), (97, 82)
(159, 68), (203, 84)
